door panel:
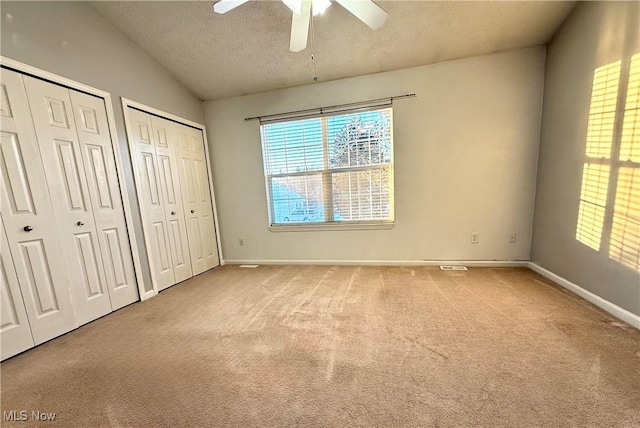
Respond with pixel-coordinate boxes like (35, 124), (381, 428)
(0, 69), (76, 345)
(189, 216), (203, 263)
(1, 215), (35, 360)
(0, 132), (36, 215)
(74, 232), (105, 298)
(182, 157), (196, 205)
(127, 109), (175, 290)
(174, 124), (220, 274)
(195, 158), (209, 204)
(23, 76), (111, 326)
(103, 228), (128, 289)
(55, 139), (87, 211)
(153, 221), (172, 273)
(150, 116), (192, 285)
(168, 218), (188, 268)
(85, 145), (113, 210)
(0, 83), (12, 117)
(69, 91), (138, 309)
(20, 239), (62, 314)
(200, 213), (218, 260)
(142, 152), (161, 206)
(158, 154), (177, 205)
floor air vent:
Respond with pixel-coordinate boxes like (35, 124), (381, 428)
(239, 265), (259, 268)
(440, 266), (468, 271)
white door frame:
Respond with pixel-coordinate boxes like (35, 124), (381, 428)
(121, 97), (225, 297)
(0, 56), (148, 301)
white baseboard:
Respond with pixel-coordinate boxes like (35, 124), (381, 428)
(224, 259), (530, 268)
(527, 262), (640, 330)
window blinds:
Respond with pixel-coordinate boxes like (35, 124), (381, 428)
(260, 107), (394, 225)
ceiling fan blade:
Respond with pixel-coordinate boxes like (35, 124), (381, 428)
(290, 0), (311, 52)
(213, 0), (251, 14)
(335, 0), (387, 30)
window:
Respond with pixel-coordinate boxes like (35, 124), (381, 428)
(260, 107), (394, 227)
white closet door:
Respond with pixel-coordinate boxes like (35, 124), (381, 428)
(0, 69), (76, 344)
(69, 91), (138, 310)
(175, 124), (220, 274)
(127, 108), (175, 290)
(150, 116), (192, 285)
(0, 215), (34, 360)
(23, 76), (111, 326)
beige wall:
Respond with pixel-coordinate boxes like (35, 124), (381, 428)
(1, 1), (205, 291)
(531, 1), (640, 315)
(204, 47), (545, 264)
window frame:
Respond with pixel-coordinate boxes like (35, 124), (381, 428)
(260, 107), (395, 231)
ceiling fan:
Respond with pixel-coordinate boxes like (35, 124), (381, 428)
(213, 0), (388, 52)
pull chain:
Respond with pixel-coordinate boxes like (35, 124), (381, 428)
(310, 13), (318, 81)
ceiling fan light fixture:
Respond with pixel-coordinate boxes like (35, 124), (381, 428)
(312, 0), (331, 16)
(214, 0), (387, 53)
(283, 0), (303, 15)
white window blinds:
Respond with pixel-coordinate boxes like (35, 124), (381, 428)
(260, 107), (394, 226)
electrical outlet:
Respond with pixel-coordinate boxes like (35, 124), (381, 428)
(239, 238), (244, 246)
(508, 232), (517, 243)
(470, 232), (479, 244)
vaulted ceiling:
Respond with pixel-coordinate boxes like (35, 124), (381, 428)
(90, 1), (577, 100)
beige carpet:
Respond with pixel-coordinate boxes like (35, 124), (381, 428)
(1, 265), (639, 427)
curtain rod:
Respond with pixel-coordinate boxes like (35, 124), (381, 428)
(244, 93), (416, 123)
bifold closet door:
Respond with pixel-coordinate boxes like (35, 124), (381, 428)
(1, 215), (34, 360)
(0, 69), (77, 345)
(22, 77), (139, 320)
(127, 107), (220, 292)
(175, 124), (220, 274)
(23, 76), (112, 325)
(127, 108), (189, 291)
(149, 116), (192, 285)
(68, 91), (139, 310)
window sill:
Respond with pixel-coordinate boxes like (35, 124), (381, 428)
(269, 221), (394, 232)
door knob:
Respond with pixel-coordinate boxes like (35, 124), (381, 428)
(77, 221), (85, 226)
(23, 225), (33, 232)
(191, 210), (195, 214)
(171, 211), (176, 216)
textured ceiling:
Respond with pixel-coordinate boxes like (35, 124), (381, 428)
(90, 1), (576, 100)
